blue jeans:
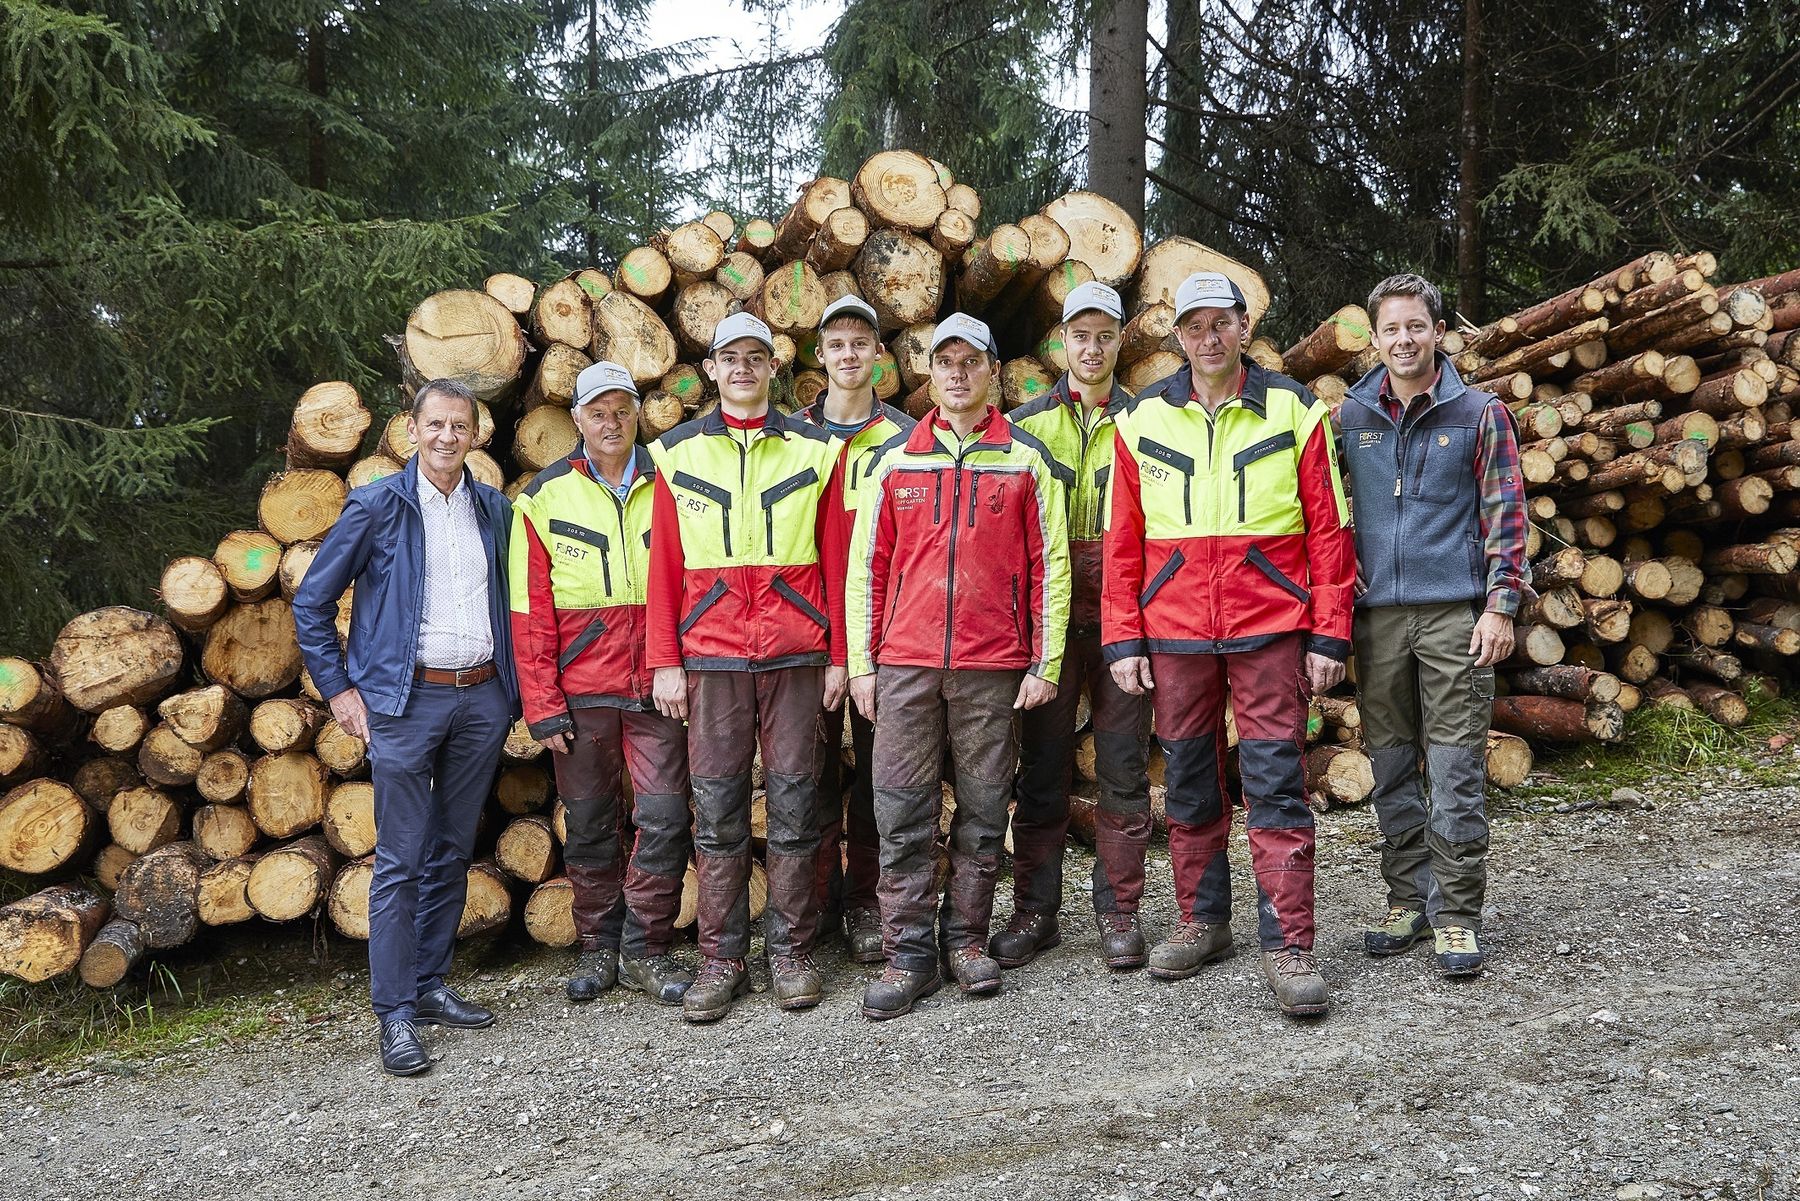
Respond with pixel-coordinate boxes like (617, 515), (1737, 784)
(365, 677), (511, 1020)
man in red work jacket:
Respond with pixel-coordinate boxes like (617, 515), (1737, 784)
(844, 312), (1071, 1020)
(1103, 272), (1355, 1018)
(647, 312), (847, 1023)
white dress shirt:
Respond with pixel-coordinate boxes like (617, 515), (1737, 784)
(415, 470), (494, 669)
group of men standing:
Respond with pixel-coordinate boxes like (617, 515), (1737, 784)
(294, 267), (1526, 1076)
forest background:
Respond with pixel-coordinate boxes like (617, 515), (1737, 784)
(3, 0), (1796, 652)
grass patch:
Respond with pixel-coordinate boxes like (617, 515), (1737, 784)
(1535, 683), (1800, 794)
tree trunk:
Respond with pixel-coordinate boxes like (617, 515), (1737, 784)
(195, 748), (251, 804)
(197, 856), (258, 926)
(457, 859), (514, 938)
(401, 290), (529, 403)
(107, 785), (180, 855)
(1087, 0), (1149, 228)
(851, 151), (948, 233)
(853, 232), (944, 331)
(137, 722), (202, 787)
(0, 884), (108, 983)
(314, 718), (366, 776)
(286, 381), (371, 470)
(327, 855), (374, 940)
(496, 815), (558, 885)
(1043, 190), (1144, 287)
(192, 803), (259, 861)
(591, 291), (678, 386)
(0, 656), (78, 738)
(50, 607), (184, 713)
(523, 877), (577, 947)
(1456, 0), (1486, 321)
(159, 685), (247, 753)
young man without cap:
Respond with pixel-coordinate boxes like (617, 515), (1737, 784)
(646, 312), (847, 1022)
(1103, 272), (1355, 1018)
(1000, 281), (1155, 971)
(1339, 273), (1528, 977)
(509, 361), (695, 1008)
(844, 312), (1071, 1020)
(801, 294), (916, 964)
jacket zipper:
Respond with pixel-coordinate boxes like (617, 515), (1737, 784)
(944, 450), (967, 668)
(882, 571), (905, 646)
(1010, 574), (1026, 649)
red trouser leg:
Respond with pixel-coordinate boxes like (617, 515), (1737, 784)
(554, 707), (628, 951)
(1223, 636), (1316, 951)
(1148, 653), (1233, 925)
(618, 707), (692, 959)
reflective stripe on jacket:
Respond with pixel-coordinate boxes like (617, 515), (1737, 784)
(509, 447), (656, 740)
(1101, 362), (1354, 662)
(844, 405), (1072, 682)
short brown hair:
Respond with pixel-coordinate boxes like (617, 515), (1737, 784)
(1367, 274), (1444, 326)
(411, 378), (480, 426)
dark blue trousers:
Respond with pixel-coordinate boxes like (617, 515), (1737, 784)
(366, 677), (511, 1020)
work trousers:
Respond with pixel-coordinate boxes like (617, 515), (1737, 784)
(687, 667), (823, 960)
(365, 677), (511, 1020)
(814, 702), (879, 918)
(1152, 635), (1316, 951)
(555, 704), (691, 959)
(1353, 600), (1494, 930)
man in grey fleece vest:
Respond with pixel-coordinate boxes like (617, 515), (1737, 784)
(1338, 274), (1529, 977)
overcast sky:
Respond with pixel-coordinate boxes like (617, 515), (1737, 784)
(642, 0), (842, 58)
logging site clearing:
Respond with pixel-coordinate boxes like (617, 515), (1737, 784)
(5, 741), (1796, 1201)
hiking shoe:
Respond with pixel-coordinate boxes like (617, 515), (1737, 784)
(1146, 920), (1234, 980)
(987, 910), (1061, 968)
(1261, 947), (1329, 1017)
(1096, 911), (1147, 970)
(861, 966), (943, 1020)
(770, 952), (824, 1010)
(1435, 926), (1485, 977)
(618, 953), (694, 1006)
(565, 948), (619, 1004)
(681, 957), (748, 1023)
(944, 943), (1003, 995)
(1363, 906), (1430, 957)
(843, 906), (886, 965)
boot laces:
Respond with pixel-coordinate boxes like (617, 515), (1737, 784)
(1005, 911), (1048, 935)
(1102, 912), (1139, 934)
(879, 965), (919, 987)
(1384, 906), (1421, 928)
(947, 944), (988, 966)
(1440, 926), (1477, 953)
(772, 952), (816, 975)
(1271, 947), (1319, 977)
(694, 957), (743, 985)
(1168, 920), (1214, 945)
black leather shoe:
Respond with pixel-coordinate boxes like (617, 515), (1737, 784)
(379, 1018), (429, 1076)
(415, 984), (494, 1029)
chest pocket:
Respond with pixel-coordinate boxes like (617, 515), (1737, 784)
(760, 468), (819, 554)
(1138, 437), (1196, 525)
(1231, 431), (1296, 524)
(548, 519), (615, 596)
(1411, 427), (1475, 505)
(673, 471), (732, 549)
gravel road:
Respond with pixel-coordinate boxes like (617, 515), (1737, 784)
(6, 770), (1797, 1201)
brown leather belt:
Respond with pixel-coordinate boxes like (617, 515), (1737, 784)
(414, 661), (498, 687)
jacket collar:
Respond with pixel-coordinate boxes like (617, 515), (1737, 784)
(903, 404), (1012, 454)
(571, 444), (656, 492)
(1346, 350), (1469, 415)
(697, 400), (798, 439)
(1152, 361), (1266, 419)
(1050, 374), (1132, 417)
(801, 394), (894, 432)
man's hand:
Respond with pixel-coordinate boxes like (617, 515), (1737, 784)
(1110, 656), (1154, 695)
(1014, 674), (1058, 710)
(1304, 652), (1346, 695)
(538, 731), (571, 755)
(823, 665), (848, 712)
(653, 666), (688, 721)
(328, 687), (370, 741)
(1470, 610), (1516, 667)
(849, 673), (877, 722)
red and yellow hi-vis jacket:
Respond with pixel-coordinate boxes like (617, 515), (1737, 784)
(1102, 362), (1354, 664)
(509, 447), (657, 740)
(843, 405), (1071, 682)
(646, 404), (844, 672)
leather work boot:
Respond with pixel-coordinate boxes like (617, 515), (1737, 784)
(987, 911), (1061, 968)
(618, 953), (695, 1005)
(414, 984), (494, 1029)
(770, 952), (824, 1011)
(1146, 920), (1234, 980)
(1364, 906), (1430, 956)
(944, 943), (1003, 995)
(566, 947), (620, 1003)
(682, 957), (749, 1023)
(843, 906), (886, 965)
(861, 965), (942, 1021)
(378, 1018), (429, 1077)
(1435, 926), (1486, 977)
(1096, 911), (1147, 970)
(1261, 947), (1330, 1017)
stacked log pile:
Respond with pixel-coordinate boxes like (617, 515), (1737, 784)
(1, 151), (1794, 989)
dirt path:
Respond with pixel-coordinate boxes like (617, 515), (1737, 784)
(7, 777), (1797, 1201)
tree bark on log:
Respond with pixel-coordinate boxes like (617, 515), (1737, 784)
(113, 841), (208, 949)
(78, 916), (144, 987)
(0, 884), (108, 983)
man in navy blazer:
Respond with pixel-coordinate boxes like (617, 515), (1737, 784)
(294, 377), (518, 1076)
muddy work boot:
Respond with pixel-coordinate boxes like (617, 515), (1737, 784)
(1146, 920), (1234, 980)
(1435, 926), (1485, 977)
(861, 965), (942, 1021)
(770, 952), (824, 1011)
(986, 911), (1061, 969)
(1261, 947), (1329, 1017)
(843, 907), (886, 965)
(944, 943), (1003, 996)
(1363, 906), (1429, 957)
(681, 956), (748, 1023)
(1096, 911), (1147, 970)
(565, 947), (620, 1004)
(618, 953), (695, 1005)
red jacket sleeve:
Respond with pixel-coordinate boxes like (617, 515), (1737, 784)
(820, 448), (851, 667)
(1297, 418), (1355, 660)
(645, 472), (686, 670)
(509, 515), (572, 739)
(1100, 433), (1148, 662)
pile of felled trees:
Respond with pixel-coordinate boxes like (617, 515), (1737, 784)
(2, 149), (1796, 992)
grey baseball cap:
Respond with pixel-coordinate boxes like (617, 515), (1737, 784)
(820, 294), (881, 330)
(710, 311), (776, 354)
(573, 360), (639, 406)
(1061, 281), (1124, 323)
(1174, 271), (1248, 319)
(929, 312), (996, 357)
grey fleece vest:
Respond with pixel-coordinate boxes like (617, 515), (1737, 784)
(1339, 358), (1493, 609)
